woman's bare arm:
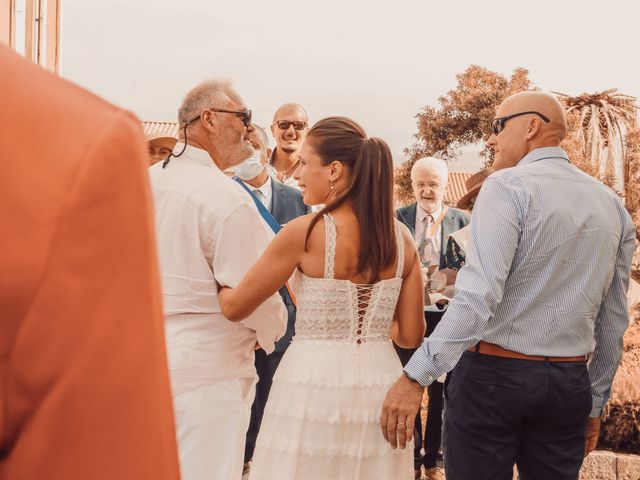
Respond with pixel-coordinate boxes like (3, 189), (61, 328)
(218, 215), (310, 321)
(391, 228), (426, 348)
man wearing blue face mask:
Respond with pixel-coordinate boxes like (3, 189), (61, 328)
(235, 125), (308, 219)
(234, 125), (310, 477)
(234, 127), (275, 210)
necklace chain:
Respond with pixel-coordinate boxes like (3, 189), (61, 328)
(277, 158), (300, 180)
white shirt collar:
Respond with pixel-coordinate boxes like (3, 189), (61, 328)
(253, 173), (271, 190)
(247, 175), (271, 197)
(172, 143), (216, 168)
(242, 174), (272, 209)
(519, 146), (570, 166)
(417, 203), (443, 224)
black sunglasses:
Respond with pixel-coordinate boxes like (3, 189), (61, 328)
(190, 108), (253, 127)
(275, 120), (307, 131)
(491, 111), (550, 135)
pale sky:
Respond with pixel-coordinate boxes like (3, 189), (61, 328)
(60, 0), (640, 170)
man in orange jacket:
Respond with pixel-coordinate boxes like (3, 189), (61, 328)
(0, 46), (180, 480)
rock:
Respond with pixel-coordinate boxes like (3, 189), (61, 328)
(579, 451), (617, 480)
(617, 453), (640, 480)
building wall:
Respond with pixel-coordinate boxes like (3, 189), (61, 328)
(1, 0), (60, 73)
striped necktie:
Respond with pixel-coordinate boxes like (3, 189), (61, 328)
(418, 214), (436, 267)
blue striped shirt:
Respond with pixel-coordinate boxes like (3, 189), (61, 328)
(405, 147), (636, 416)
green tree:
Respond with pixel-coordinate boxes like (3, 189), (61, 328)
(624, 128), (640, 282)
(395, 65), (533, 203)
(556, 90), (639, 282)
(555, 89), (637, 193)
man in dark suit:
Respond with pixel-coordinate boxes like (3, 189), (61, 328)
(395, 157), (469, 480)
(234, 125), (311, 473)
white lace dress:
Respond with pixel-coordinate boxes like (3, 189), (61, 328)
(250, 214), (413, 480)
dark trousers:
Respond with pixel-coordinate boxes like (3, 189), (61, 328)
(244, 348), (285, 463)
(444, 351), (592, 480)
(395, 309), (446, 469)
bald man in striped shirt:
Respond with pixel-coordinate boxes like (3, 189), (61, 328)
(381, 92), (635, 480)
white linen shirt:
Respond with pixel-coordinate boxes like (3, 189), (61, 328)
(149, 144), (287, 395)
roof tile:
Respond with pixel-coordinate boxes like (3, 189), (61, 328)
(142, 121), (178, 138)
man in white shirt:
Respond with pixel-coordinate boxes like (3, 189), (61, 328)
(148, 79), (287, 480)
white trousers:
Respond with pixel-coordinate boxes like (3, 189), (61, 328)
(172, 378), (256, 480)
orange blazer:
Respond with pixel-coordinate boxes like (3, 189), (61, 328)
(0, 46), (180, 480)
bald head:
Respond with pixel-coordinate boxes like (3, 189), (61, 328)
(499, 91), (567, 140)
(487, 91), (568, 170)
(272, 103), (308, 124)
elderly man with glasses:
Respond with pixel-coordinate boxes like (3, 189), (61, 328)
(381, 91), (634, 480)
(148, 79), (287, 480)
(395, 156), (469, 480)
(269, 102), (309, 188)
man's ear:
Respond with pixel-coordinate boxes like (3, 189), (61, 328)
(526, 117), (541, 139)
(202, 110), (215, 131)
(264, 148), (273, 164)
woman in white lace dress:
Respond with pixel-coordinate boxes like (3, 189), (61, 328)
(219, 116), (425, 479)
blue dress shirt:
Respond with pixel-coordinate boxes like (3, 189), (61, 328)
(405, 147), (636, 416)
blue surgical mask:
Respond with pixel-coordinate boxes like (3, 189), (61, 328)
(234, 150), (265, 180)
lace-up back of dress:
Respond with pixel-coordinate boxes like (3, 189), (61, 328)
(293, 214), (404, 344)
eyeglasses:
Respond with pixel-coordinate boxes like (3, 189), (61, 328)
(274, 120), (307, 131)
(189, 108), (253, 128)
(491, 111), (550, 135)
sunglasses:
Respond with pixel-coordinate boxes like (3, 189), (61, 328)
(491, 111), (550, 135)
(275, 120), (307, 131)
(189, 108), (253, 128)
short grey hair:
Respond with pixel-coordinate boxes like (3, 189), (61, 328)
(253, 124), (270, 150)
(411, 156), (448, 184)
(177, 78), (241, 129)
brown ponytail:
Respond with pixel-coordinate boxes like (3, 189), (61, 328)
(304, 117), (396, 282)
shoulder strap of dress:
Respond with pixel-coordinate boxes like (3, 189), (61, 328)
(323, 213), (336, 279)
(395, 220), (405, 278)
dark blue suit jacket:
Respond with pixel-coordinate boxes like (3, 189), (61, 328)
(395, 202), (470, 270)
(268, 177), (310, 352)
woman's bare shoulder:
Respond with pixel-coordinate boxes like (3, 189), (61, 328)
(277, 212), (325, 244)
(281, 212), (320, 233)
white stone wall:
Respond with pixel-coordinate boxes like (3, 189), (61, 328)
(579, 451), (640, 480)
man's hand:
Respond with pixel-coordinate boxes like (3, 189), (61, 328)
(584, 416), (601, 456)
(380, 374), (424, 449)
(439, 268), (458, 286)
